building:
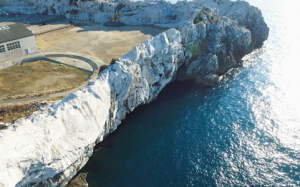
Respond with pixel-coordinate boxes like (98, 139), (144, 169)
(0, 23), (37, 62)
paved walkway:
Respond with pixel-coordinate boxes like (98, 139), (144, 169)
(0, 51), (104, 72)
(0, 51), (105, 105)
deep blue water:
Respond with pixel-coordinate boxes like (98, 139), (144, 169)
(79, 0), (300, 186)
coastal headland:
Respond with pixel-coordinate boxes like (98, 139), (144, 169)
(0, 0), (269, 186)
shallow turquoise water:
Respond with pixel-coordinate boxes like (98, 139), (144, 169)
(79, 0), (300, 186)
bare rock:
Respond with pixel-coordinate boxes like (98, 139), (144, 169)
(66, 173), (88, 187)
(0, 0), (269, 186)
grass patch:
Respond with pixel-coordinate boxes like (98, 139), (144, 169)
(193, 8), (218, 24)
(0, 102), (44, 124)
(0, 60), (90, 98)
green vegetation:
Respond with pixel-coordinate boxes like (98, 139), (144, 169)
(193, 17), (203, 24)
(110, 58), (119, 65)
(193, 8), (218, 25)
(99, 65), (108, 72)
(193, 9), (206, 24)
(186, 41), (207, 58)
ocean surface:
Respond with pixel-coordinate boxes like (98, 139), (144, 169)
(79, 0), (300, 186)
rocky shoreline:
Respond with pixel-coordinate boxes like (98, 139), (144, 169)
(0, 0), (268, 186)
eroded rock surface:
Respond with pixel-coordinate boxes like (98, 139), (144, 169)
(0, 0), (269, 186)
(66, 173), (88, 187)
(178, 6), (253, 85)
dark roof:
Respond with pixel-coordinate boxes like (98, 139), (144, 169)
(0, 23), (34, 43)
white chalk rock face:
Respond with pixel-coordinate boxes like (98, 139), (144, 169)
(0, 0), (269, 186)
(100, 28), (184, 139)
(0, 74), (112, 186)
(0, 28), (183, 187)
(177, 5), (255, 86)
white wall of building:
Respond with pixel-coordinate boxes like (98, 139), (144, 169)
(0, 36), (37, 62)
(20, 36), (37, 54)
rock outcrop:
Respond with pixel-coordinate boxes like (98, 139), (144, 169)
(0, 0), (269, 186)
(178, 6), (253, 85)
(65, 173), (88, 187)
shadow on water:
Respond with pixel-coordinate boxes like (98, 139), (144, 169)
(94, 80), (208, 150)
(74, 41), (300, 185)
(75, 80), (231, 186)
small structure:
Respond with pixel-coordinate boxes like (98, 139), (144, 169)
(0, 23), (37, 62)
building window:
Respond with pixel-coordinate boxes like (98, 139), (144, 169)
(6, 41), (21, 51)
(0, 45), (5, 53)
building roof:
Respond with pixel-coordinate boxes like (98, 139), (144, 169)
(0, 23), (34, 44)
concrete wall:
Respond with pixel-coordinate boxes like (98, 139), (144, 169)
(0, 55), (45, 71)
(0, 49), (7, 62)
(0, 36), (37, 62)
(20, 36), (37, 54)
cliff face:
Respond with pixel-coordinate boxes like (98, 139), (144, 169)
(0, 0), (269, 186)
(0, 28), (183, 187)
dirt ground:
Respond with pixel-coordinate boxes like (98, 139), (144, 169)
(36, 23), (167, 64)
(0, 14), (166, 65)
(0, 16), (167, 122)
(0, 60), (90, 98)
(0, 102), (46, 124)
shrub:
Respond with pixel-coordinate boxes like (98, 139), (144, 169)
(193, 10), (204, 24)
(211, 17), (218, 24)
(193, 17), (202, 24)
(110, 58), (119, 65)
(99, 65), (108, 72)
(193, 9), (209, 24)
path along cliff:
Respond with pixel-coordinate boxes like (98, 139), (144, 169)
(0, 0), (269, 186)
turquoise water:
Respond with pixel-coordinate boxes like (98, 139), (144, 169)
(79, 0), (300, 186)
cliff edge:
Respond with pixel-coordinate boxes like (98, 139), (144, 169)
(0, 0), (269, 186)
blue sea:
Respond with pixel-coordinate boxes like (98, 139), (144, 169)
(79, 0), (300, 186)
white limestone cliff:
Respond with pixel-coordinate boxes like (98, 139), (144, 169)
(0, 0), (269, 186)
(0, 28), (184, 187)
